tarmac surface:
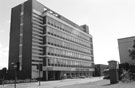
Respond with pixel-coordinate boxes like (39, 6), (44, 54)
(0, 77), (135, 88)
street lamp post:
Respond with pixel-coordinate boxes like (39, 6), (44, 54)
(11, 62), (17, 88)
(38, 64), (42, 86)
(39, 67), (41, 86)
(14, 65), (17, 88)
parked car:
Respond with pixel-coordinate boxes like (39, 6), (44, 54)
(103, 75), (110, 79)
(79, 76), (86, 78)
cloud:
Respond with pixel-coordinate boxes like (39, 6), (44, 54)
(0, 20), (10, 33)
(6, 20), (10, 24)
(0, 30), (4, 33)
(0, 43), (8, 68)
(0, 24), (5, 33)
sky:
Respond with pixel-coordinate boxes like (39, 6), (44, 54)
(0, 0), (135, 68)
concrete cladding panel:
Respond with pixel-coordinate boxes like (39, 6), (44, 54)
(8, 5), (21, 70)
(21, 0), (32, 79)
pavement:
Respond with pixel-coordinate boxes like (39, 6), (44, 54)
(0, 77), (135, 88)
(58, 79), (135, 88)
(0, 77), (103, 88)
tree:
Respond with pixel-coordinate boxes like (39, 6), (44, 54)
(2, 68), (7, 75)
(129, 40), (135, 60)
(129, 48), (135, 60)
(1, 67), (7, 85)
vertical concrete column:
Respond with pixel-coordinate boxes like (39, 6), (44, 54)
(53, 71), (55, 80)
(60, 71), (63, 79)
(108, 60), (119, 84)
(46, 58), (48, 81)
(69, 71), (73, 78)
(46, 71), (48, 80)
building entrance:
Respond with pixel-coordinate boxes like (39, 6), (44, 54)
(48, 71), (61, 80)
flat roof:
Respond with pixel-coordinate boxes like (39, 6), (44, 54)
(118, 36), (135, 40)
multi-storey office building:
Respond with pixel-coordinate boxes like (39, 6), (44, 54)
(94, 64), (108, 76)
(8, 0), (94, 80)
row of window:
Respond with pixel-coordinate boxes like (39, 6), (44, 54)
(32, 60), (42, 65)
(31, 30), (93, 57)
(32, 56), (43, 62)
(31, 10), (93, 66)
(47, 36), (92, 55)
(33, 9), (91, 43)
(32, 37), (43, 43)
(46, 16), (90, 41)
(32, 12), (93, 51)
(32, 48), (43, 55)
(32, 11), (43, 21)
(32, 22), (93, 56)
(32, 9), (92, 43)
(32, 12), (43, 31)
(32, 29), (43, 37)
(33, 27), (43, 35)
(48, 57), (92, 67)
(47, 47), (91, 60)
(32, 44), (43, 51)
(32, 15), (43, 24)
(32, 16), (44, 44)
(47, 26), (92, 48)
(32, 13), (44, 60)
(31, 35), (93, 57)
(31, 28), (93, 60)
